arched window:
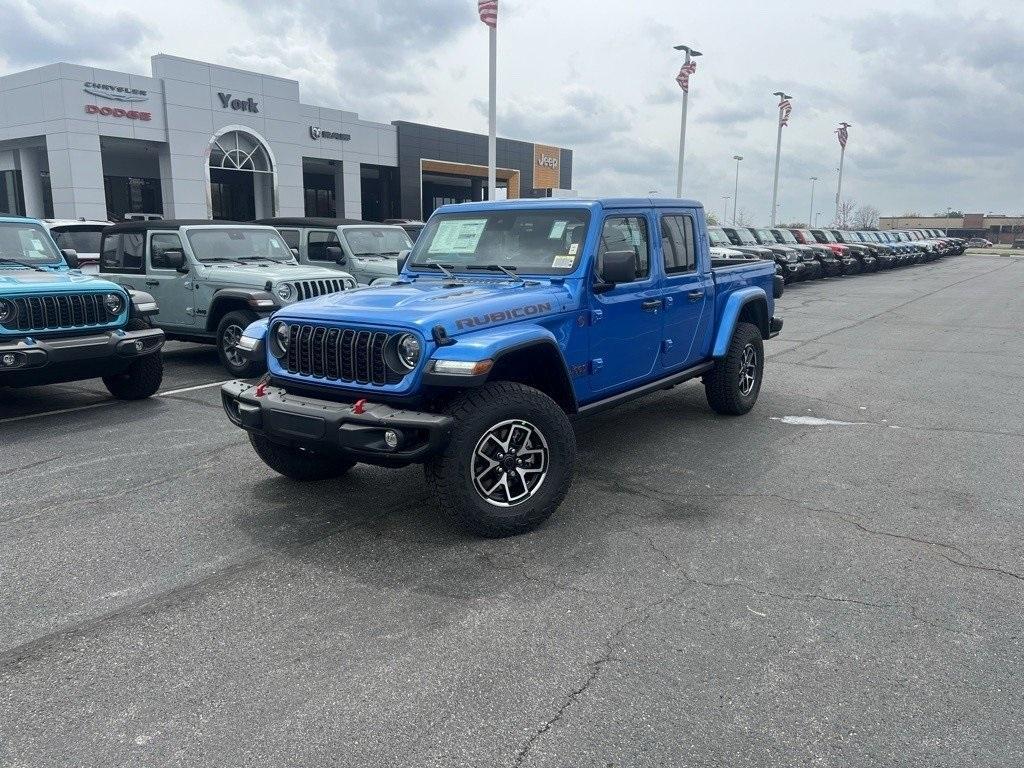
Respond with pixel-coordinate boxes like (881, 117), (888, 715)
(208, 130), (273, 174)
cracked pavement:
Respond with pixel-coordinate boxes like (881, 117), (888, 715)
(1, 255), (1022, 766)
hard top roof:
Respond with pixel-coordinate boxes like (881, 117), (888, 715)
(254, 217), (374, 228)
(104, 220), (279, 233)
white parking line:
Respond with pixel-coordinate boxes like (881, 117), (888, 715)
(0, 380), (231, 425)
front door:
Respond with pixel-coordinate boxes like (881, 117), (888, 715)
(658, 212), (712, 369)
(589, 213), (663, 396)
(144, 232), (196, 330)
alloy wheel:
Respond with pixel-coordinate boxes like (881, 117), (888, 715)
(739, 344), (758, 396)
(471, 419), (549, 507)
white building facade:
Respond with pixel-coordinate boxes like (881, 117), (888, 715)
(0, 55), (399, 222)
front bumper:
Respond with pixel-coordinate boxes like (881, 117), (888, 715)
(221, 380), (453, 467)
(782, 262), (805, 282)
(0, 327), (164, 384)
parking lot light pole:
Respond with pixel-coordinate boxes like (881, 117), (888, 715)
(722, 195), (731, 223)
(809, 176), (818, 227)
(674, 45), (701, 198)
(732, 155), (743, 224)
(770, 92), (792, 226)
(835, 122), (851, 221)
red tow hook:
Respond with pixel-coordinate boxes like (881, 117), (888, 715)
(352, 398), (367, 415)
(253, 374), (271, 398)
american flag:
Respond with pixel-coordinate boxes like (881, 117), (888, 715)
(478, 0), (497, 28)
(676, 61), (697, 93)
(837, 123), (849, 149)
(778, 98), (792, 127)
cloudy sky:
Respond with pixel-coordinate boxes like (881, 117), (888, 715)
(1, 0), (1020, 223)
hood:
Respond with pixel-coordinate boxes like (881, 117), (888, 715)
(0, 267), (123, 295)
(729, 245), (773, 258)
(275, 276), (574, 336)
(710, 246), (748, 259)
(200, 262), (352, 285)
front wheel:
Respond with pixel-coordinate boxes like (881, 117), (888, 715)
(217, 309), (264, 377)
(425, 382), (575, 537)
(102, 353), (163, 400)
(704, 321), (764, 416)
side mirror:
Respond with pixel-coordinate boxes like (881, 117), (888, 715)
(397, 249), (410, 273)
(61, 248), (80, 269)
(162, 250), (188, 272)
(326, 245), (346, 265)
(598, 250), (637, 287)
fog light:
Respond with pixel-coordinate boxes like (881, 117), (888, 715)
(133, 340), (144, 352)
(1, 353), (17, 367)
(384, 429), (400, 449)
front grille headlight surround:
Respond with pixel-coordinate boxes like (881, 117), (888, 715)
(103, 293), (125, 316)
(387, 332), (421, 373)
(270, 321), (290, 358)
(0, 298), (16, 324)
(275, 282), (294, 302)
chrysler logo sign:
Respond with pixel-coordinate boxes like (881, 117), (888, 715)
(82, 82), (149, 102)
(310, 126), (351, 141)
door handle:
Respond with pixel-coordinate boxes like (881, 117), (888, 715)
(641, 299), (662, 312)
(687, 289), (704, 302)
(145, 280), (159, 287)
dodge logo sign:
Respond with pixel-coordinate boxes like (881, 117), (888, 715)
(84, 104), (152, 121)
(310, 126), (351, 141)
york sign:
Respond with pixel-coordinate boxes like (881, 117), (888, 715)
(218, 93), (259, 113)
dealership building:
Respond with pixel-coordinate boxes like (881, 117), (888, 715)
(880, 214), (1024, 245)
(0, 55), (573, 223)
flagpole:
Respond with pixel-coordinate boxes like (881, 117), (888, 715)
(770, 91), (791, 227)
(673, 45), (701, 198)
(487, 24), (497, 200)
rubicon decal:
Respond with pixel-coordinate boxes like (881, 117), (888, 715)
(84, 105), (152, 120)
(455, 302), (553, 330)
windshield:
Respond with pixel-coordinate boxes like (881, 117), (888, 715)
(773, 228), (798, 244)
(343, 227), (413, 257)
(708, 227), (731, 246)
(754, 229), (777, 244)
(830, 230), (847, 242)
(50, 226), (105, 254)
(725, 227), (757, 246)
(810, 229), (832, 244)
(186, 228), (293, 262)
(0, 222), (63, 264)
(409, 209), (591, 274)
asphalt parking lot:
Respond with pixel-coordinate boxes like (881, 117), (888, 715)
(2, 254), (1022, 767)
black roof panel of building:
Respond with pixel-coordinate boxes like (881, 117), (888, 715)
(254, 217), (370, 227)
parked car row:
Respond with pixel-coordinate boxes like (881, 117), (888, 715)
(709, 225), (966, 294)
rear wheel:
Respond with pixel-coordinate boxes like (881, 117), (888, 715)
(217, 309), (264, 377)
(249, 433), (356, 481)
(425, 382), (575, 537)
(704, 321), (764, 416)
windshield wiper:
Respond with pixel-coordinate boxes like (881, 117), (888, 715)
(467, 264), (524, 282)
(0, 257), (45, 271)
(421, 261), (457, 280)
(202, 257), (246, 264)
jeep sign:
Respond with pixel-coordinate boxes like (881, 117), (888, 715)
(532, 144), (561, 189)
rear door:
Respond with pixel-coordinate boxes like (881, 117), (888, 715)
(144, 231), (196, 329)
(658, 211), (712, 369)
(588, 212), (664, 395)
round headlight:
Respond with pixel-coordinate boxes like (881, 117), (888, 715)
(103, 293), (124, 316)
(0, 299), (16, 324)
(275, 283), (294, 302)
(396, 333), (421, 370)
(271, 322), (290, 358)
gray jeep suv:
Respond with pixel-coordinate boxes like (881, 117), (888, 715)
(258, 218), (413, 286)
(99, 220), (357, 376)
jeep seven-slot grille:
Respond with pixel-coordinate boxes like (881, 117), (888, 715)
(2, 293), (116, 332)
(285, 324), (405, 385)
(292, 278), (347, 301)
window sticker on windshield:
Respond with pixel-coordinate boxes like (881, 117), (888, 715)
(549, 221), (567, 239)
(568, 243), (579, 255)
(551, 254), (574, 268)
(429, 219), (487, 254)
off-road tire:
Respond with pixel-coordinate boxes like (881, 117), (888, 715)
(101, 318), (163, 399)
(425, 381), (575, 537)
(217, 309), (264, 378)
(704, 321), (764, 416)
(249, 433), (356, 481)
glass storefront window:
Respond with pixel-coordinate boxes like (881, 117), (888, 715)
(0, 170), (26, 216)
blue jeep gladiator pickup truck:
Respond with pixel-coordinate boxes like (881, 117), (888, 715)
(221, 198), (781, 536)
(0, 216), (165, 398)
